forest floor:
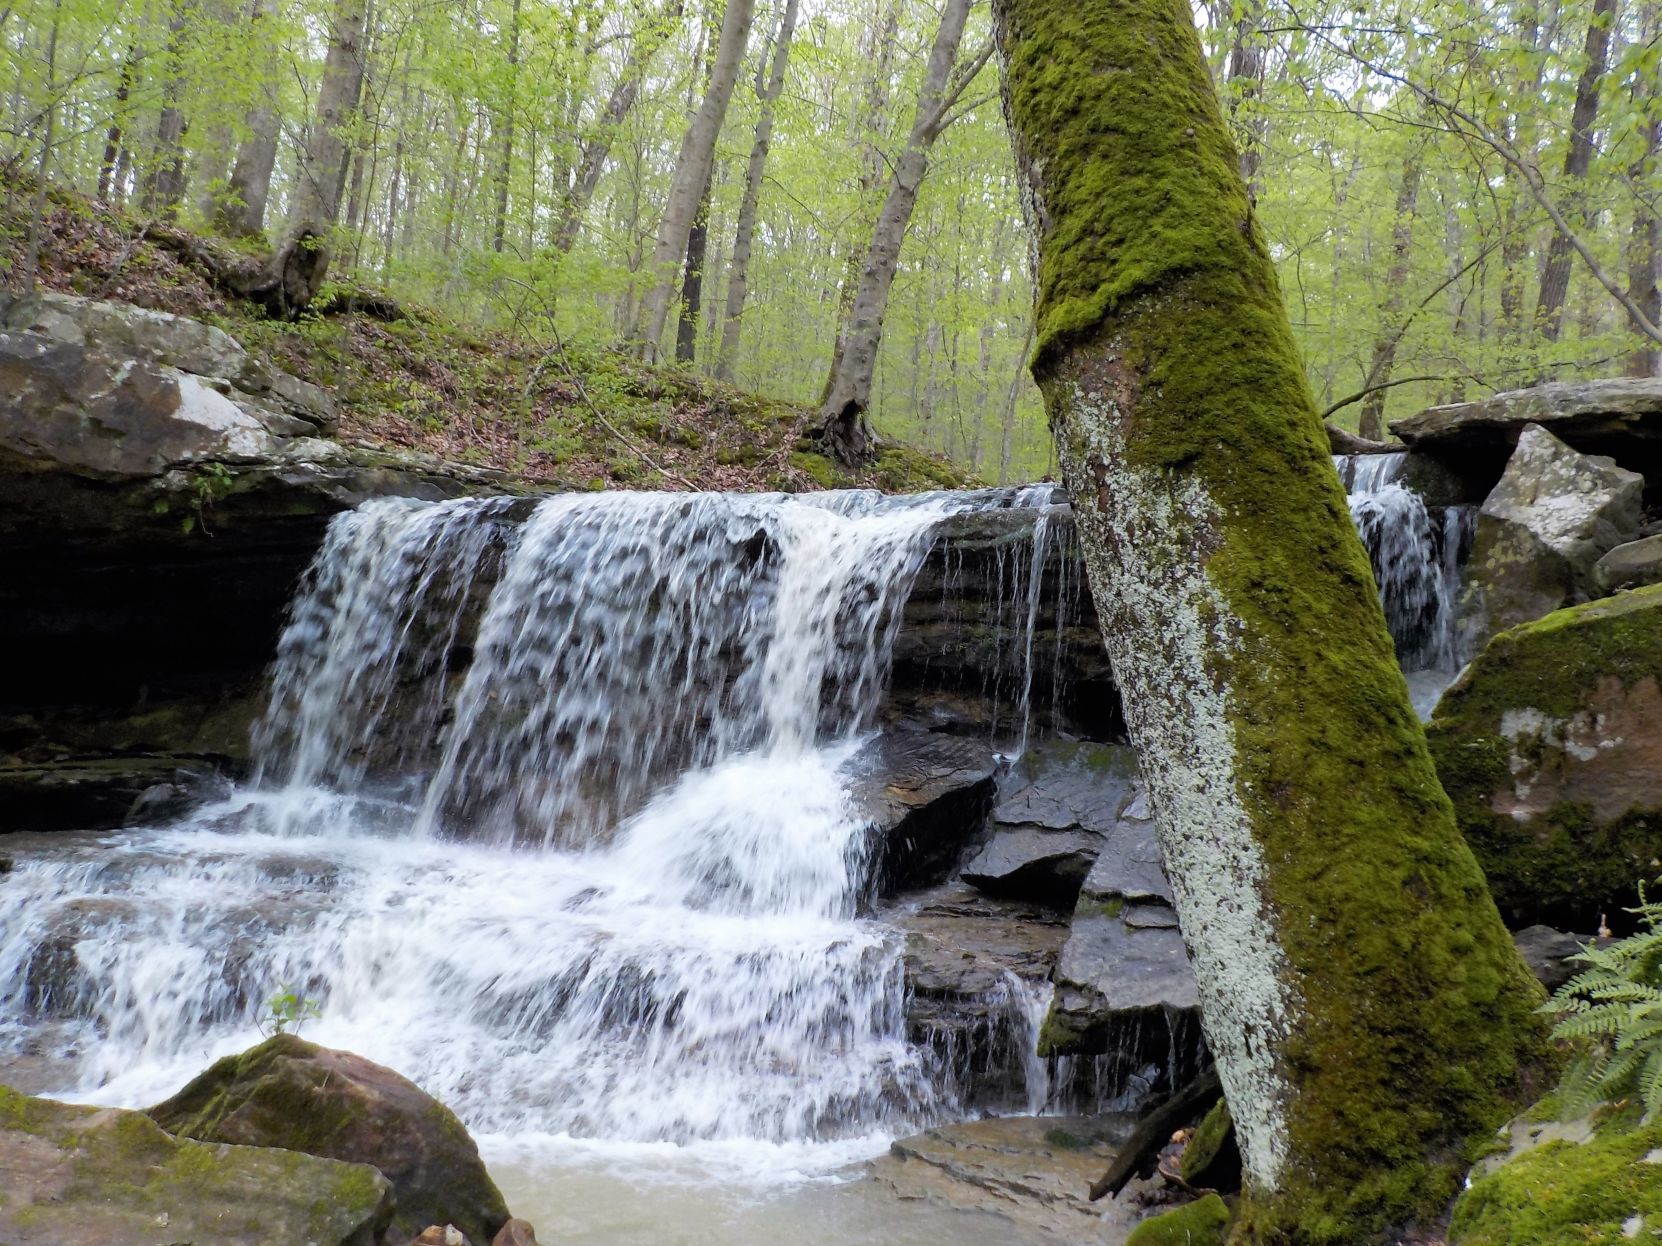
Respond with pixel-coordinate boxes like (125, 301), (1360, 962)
(1, 183), (974, 495)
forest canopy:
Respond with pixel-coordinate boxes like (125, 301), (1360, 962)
(2, 0), (1657, 475)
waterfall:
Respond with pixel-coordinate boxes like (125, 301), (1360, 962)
(0, 487), (1065, 1159)
(1336, 451), (1475, 717)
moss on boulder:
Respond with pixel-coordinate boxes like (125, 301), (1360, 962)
(0, 1082), (393, 1245)
(148, 1034), (510, 1246)
(1427, 583), (1662, 926)
(1126, 1193), (1232, 1246)
(1450, 1108), (1662, 1245)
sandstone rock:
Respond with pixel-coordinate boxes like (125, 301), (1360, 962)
(846, 727), (999, 893)
(963, 740), (1138, 906)
(1593, 533), (1662, 594)
(1392, 377), (1662, 468)
(1427, 582), (1662, 925)
(148, 1034), (511, 1246)
(0, 1083), (393, 1246)
(1459, 424), (1643, 644)
(491, 1218), (541, 1246)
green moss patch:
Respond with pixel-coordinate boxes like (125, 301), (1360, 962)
(1126, 1193), (1232, 1246)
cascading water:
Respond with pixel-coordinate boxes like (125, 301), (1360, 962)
(1337, 451), (1475, 716)
(0, 488), (1064, 1166)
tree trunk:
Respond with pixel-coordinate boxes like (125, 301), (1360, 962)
(491, 0), (520, 255)
(550, 0), (684, 256)
(141, 7), (191, 220)
(1499, 2), (1543, 356)
(990, 0), (1549, 1237)
(97, 43), (137, 202)
(633, 0), (756, 359)
(714, 0), (800, 381)
(1535, 0), (1618, 343)
(817, 0), (979, 462)
(675, 161), (714, 362)
(1357, 142), (1424, 440)
(217, 0), (282, 238)
(260, 0), (368, 315)
(1222, 0), (1266, 200)
(1627, 0), (1661, 377)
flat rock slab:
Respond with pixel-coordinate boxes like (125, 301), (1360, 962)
(1392, 378), (1662, 455)
(0, 1084), (393, 1246)
(869, 1114), (1144, 1242)
(846, 728), (999, 893)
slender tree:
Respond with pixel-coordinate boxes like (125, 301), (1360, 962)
(817, 0), (990, 462)
(1357, 136), (1424, 439)
(714, 0), (800, 381)
(632, 0), (756, 358)
(1536, 0), (1619, 342)
(990, 0), (1548, 1238)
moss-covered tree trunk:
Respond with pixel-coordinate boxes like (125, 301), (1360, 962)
(989, 0), (1550, 1238)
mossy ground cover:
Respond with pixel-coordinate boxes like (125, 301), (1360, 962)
(2, 182), (973, 496)
(1451, 1107), (1662, 1245)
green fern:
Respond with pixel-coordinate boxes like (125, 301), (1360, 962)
(1543, 885), (1662, 1119)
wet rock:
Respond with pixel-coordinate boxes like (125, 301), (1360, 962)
(1593, 533), (1662, 594)
(1459, 424), (1643, 645)
(148, 1033), (511, 1246)
(1427, 582), (1662, 926)
(846, 727), (999, 893)
(0, 756), (224, 833)
(1040, 778), (1205, 1092)
(1512, 925), (1596, 993)
(0, 1084), (393, 1246)
(963, 741), (1140, 907)
(868, 1115), (1143, 1241)
(894, 884), (1069, 1109)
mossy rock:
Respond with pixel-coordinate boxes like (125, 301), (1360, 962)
(1451, 1107), (1662, 1244)
(1426, 583), (1662, 926)
(148, 1033), (510, 1246)
(0, 1082), (393, 1245)
(1125, 1193), (1231, 1245)
(1179, 1097), (1241, 1191)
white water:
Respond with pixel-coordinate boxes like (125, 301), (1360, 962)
(1338, 452), (1474, 714)
(0, 489), (1061, 1183)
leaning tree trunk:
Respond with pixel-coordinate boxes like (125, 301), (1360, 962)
(990, 0), (1549, 1238)
(632, 0), (756, 360)
(261, 0), (368, 315)
(714, 0), (800, 381)
(1535, 0), (1618, 343)
(817, 0), (980, 463)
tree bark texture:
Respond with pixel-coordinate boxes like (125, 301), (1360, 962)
(491, 0), (521, 255)
(990, 0), (1549, 1237)
(1356, 142), (1423, 440)
(217, 0), (283, 239)
(259, 0), (368, 314)
(1535, 0), (1618, 342)
(633, 0), (755, 359)
(817, 0), (975, 462)
(1627, 0), (1661, 377)
(714, 0), (800, 381)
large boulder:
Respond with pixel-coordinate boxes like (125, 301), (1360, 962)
(1458, 424), (1643, 646)
(148, 1034), (510, 1246)
(1427, 582), (1662, 926)
(1391, 377), (1662, 487)
(963, 740), (1139, 906)
(0, 1082), (394, 1246)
